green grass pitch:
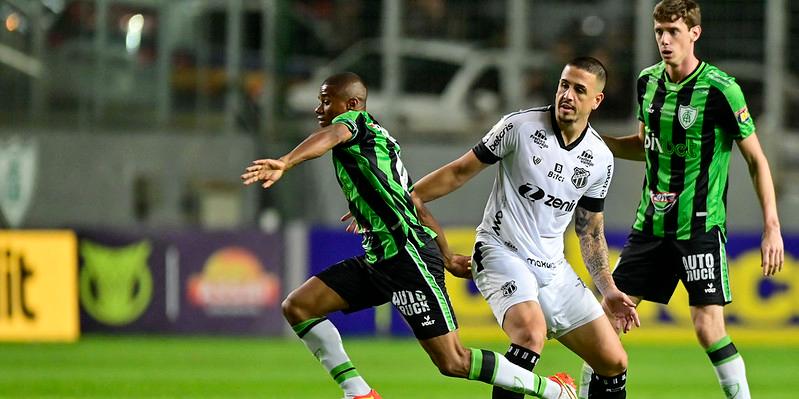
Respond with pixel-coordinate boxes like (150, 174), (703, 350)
(1, 335), (796, 398)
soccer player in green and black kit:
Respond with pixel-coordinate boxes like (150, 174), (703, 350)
(242, 72), (578, 399)
(578, 1), (784, 399)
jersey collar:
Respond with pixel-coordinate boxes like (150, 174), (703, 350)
(549, 105), (588, 151)
(662, 60), (706, 91)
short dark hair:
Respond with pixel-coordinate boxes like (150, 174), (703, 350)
(567, 56), (607, 87)
(654, 0), (701, 28)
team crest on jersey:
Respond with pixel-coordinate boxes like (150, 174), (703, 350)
(650, 190), (678, 213)
(571, 167), (590, 189)
(678, 104), (698, 130)
(501, 280), (517, 297)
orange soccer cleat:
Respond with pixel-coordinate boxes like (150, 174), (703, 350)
(351, 389), (382, 399)
(548, 372), (578, 399)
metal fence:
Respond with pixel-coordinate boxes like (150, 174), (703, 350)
(0, 0), (796, 228)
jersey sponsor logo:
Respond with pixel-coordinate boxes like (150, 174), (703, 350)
(704, 283), (717, 294)
(677, 104), (699, 129)
(532, 155), (543, 165)
(682, 253), (715, 282)
(736, 106), (751, 124)
(544, 195), (576, 212)
(392, 290), (431, 317)
(571, 167), (590, 189)
(420, 315), (436, 326)
(600, 164), (612, 197)
(530, 129), (549, 149)
(491, 210), (503, 235)
(503, 241), (518, 252)
(650, 190), (678, 213)
(518, 184), (576, 213)
(644, 134), (699, 158)
(527, 257), (556, 269)
(501, 280), (517, 297)
(548, 163), (564, 182)
(488, 122), (514, 151)
(518, 183), (546, 201)
(577, 150), (594, 166)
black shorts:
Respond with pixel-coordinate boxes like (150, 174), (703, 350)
(612, 227), (731, 306)
(316, 240), (458, 340)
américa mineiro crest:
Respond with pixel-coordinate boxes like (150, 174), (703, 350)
(0, 136), (38, 228)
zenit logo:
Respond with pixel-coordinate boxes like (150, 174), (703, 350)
(518, 183), (545, 201)
(518, 184), (576, 212)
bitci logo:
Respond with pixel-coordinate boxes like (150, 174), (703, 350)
(547, 163), (564, 182)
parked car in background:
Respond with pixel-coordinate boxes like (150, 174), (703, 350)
(287, 39), (549, 137)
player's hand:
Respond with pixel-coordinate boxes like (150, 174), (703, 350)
(601, 289), (640, 334)
(445, 254), (473, 279)
(340, 211), (360, 234)
(761, 227), (784, 276)
(241, 159), (287, 189)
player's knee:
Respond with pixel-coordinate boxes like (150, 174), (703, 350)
(281, 290), (307, 323)
(606, 352), (628, 375)
(509, 328), (546, 351)
(691, 315), (725, 347)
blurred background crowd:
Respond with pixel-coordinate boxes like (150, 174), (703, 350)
(0, 0), (797, 232)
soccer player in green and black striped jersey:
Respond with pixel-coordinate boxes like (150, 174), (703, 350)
(578, 2), (785, 399)
(242, 72), (578, 399)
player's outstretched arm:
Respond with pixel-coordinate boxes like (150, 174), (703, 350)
(241, 124), (352, 189)
(411, 192), (472, 278)
(601, 122), (647, 161)
(575, 207), (640, 333)
(737, 133), (784, 276)
(413, 150), (489, 202)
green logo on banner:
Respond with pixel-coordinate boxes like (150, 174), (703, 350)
(80, 240), (153, 325)
(0, 137), (38, 228)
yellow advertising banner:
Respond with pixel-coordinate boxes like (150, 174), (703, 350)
(444, 228), (799, 345)
(0, 230), (79, 341)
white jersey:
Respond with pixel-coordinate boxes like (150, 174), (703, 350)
(472, 105), (614, 284)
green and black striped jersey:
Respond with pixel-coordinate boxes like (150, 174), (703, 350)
(331, 110), (436, 264)
(633, 61), (755, 239)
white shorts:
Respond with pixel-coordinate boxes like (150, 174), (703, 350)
(472, 239), (604, 339)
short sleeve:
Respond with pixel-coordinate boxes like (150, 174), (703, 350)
(636, 74), (649, 122)
(472, 115), (518, 164)
(578, 156), (614, 212)
(717, 83), (755, 140)
(331, 110), (363, 143)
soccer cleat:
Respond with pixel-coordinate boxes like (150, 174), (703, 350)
(350, 389), (382, 399)
(549, 372), (578, 399)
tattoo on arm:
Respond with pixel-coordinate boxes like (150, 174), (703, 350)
(575, 207), (614, 294)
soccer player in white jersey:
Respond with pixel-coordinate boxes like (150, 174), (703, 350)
(413, 57), (640, 399)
